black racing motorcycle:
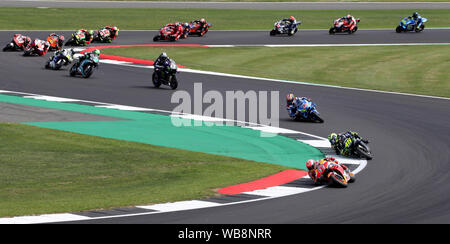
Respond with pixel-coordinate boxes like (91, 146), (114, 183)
(270, 20), (301, 36)
(152, 59), (178, 90)
(69, 55), (99, 78)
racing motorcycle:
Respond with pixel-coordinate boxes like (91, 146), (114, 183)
(45, 50), (73, 70)
(270, 20), (301, 36)
(3, 34), (31, 51)
(47, 33), (65, 51)
(69, 54), (99, 78)
(152, 59), (178, 89)
(316, 160), (355, 188)
(189, 20), (212, 36)
(289, 99), (324, 123)
(153, 24), (183, 42)
(93, 28), (115, 43)
(23, 39), (49, 56)
(396, 16), (428, 33)
(329, 17), (360, 34)
(335, 136), (373, 160)
(65, 30), (91, 46)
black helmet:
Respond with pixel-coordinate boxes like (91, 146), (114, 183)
(412, 12), (418, 18)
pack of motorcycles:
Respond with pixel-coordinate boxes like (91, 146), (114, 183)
(3, 14), (426, 185)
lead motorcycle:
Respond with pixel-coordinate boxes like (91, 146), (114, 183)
(316, 160), (355, 188)
(288, 98), (324, 123)
(152, 59), (178, 89)
(3, 34), (31, 51)
(69, 54), (99, 78)
(396, 16), (428, 33)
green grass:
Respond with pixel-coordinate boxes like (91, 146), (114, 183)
(0, 8), (449, 30)
(103, 45), (450, 98)
(0, 123), (289, 217)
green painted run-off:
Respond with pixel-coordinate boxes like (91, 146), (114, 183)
(0, 94), (323, 170)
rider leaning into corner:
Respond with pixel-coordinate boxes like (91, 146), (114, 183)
(282, 16), (297, 28)
(286, 93), (313, 118)
(75, 49), (100, 73)
(328, 131), (369, 157)
(306, 157), (352, 185)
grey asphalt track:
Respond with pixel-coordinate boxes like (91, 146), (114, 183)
(2, 1), (450, 10)
(0, 30), (449, 223)
(1, 29), (450, 46)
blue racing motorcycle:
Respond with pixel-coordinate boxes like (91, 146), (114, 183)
(396, 16), (428, 33)
(288, 98), (324, 123)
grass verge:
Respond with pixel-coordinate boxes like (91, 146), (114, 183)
(0, 123), (289, 217)
(0, 8), (449, 30)
(102, 45), (450, 98)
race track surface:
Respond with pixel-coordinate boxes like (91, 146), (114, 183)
(0, 29), (449, 223)
(2, 1), (450, 10)
(1, 29), (450, 46)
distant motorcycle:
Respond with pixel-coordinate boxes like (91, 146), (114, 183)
(69, 55), (99, 78)
(188, 20), (212, 37)
(23, 39), (49, 56)
(45, 50), (73, 70)
(270, 20), (301, 36)
(47, 33), (65, 51)
(153, 24), (183, 42)
(396, 16), (428, 33)
(329, 17), (360, 34)
(288, 98), (324, 123)
(3, 34), (31, 52)
(152, 59), (178, 89)
(65, 30), (91, 46)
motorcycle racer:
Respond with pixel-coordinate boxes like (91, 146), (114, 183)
(153, 52), (174, 76)
(328, 131), (369, 156)
(286, 94), (313, 118)
(306, 157), (351, 185)
(24, 39), (50, 56)
(52, 48), (74, 64)
(97, 26), (119, 42)
(75, 49), (100, 74)
(282, 16), (298, 28)
(78, 29), (94, 45)
(192, 18), (208, 32)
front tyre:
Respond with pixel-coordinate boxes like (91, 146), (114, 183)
(329, 27), (336, 35)
(330, 173), (348, 188)
(152, 72), (161, 88)
(396, 26), (403, 33)
(169, 75), (178, 90)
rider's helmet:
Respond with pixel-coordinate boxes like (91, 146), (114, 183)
(306, 159), (316, 171)
(286, 93), (295, 106)
(89, 30), (94, 36)
(70, 48), (75, 55)
(347, 14), (352, 19)
(160, 52), (168, 62)
(289, 16), (295, 22)
(112, 26), (118, 31)
(59, 35), (65, 41)
(92, 49), (100, 55)
(328, 133), (338, 145)
(412, 12), (419, 19)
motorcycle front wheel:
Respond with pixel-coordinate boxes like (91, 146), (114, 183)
(169, 75), (178, 90)
(330, 173), (348, 188)
(152, 72), (161, 88)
